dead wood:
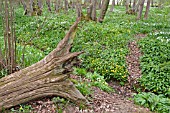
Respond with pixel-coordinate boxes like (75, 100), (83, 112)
(0, 18), (87, 111)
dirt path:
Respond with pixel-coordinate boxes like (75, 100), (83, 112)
(27, 86), (151, 113)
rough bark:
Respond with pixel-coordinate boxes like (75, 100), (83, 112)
(144, 0), (151, 19)
(136, 0), (145, 20)
(0, 18), (87, 111)
(98, 0), (110, 23)
(110, 0), (115, 12)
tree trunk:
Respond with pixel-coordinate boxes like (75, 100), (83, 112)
(91, 0), (97, 21)
(136, 0), (145, 20)
(86, 3), (93, 20)
(98, 0), (102, 9)
(101, 0), (105, 6)
(0, 18), (87, 111)
(125, 0), (130, 13)
(132, 0), (136, 11)
(144, 0), (151, 19)
(110, 0), (115, 12)
(76, 0), (82, 17)
(1, 0), (17, 73)
(98, 0), (110, 23)
(135, 0), (140, 12)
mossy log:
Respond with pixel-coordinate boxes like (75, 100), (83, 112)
(0, 18), (87, 111)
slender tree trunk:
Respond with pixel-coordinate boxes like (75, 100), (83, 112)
(76, 0), (82, 17)
(125, 0), (130, 13)
(91, 0), (97, 21)
(132, 0), (136, 11)
(135, 0), (141, 13)
(144, 0), (151, 19)
(1, 0), (16, 74)
(86, 3), (93, 20)
(98, 0), (110, 23)
(110, 0), (115, 12)
(136, 0), (145, 20)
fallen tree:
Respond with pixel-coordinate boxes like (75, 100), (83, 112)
(0, 18), (87, 111)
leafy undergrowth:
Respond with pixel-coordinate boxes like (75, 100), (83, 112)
(73, 13), (134, 83)
(134, 7), (170, 113)
(134, 92), (170, 113)
(73, 68), (114, 95)
(14, 6), (76, 67)
(0, 5), (170, 113)
(138, 34), (170, 96)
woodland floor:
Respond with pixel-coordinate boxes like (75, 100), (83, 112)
(6, 34), (151, 113)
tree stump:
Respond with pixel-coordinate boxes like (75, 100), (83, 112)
(0, 18), (87, 111)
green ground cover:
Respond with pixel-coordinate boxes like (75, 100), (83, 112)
(0, 5), (169, 113)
